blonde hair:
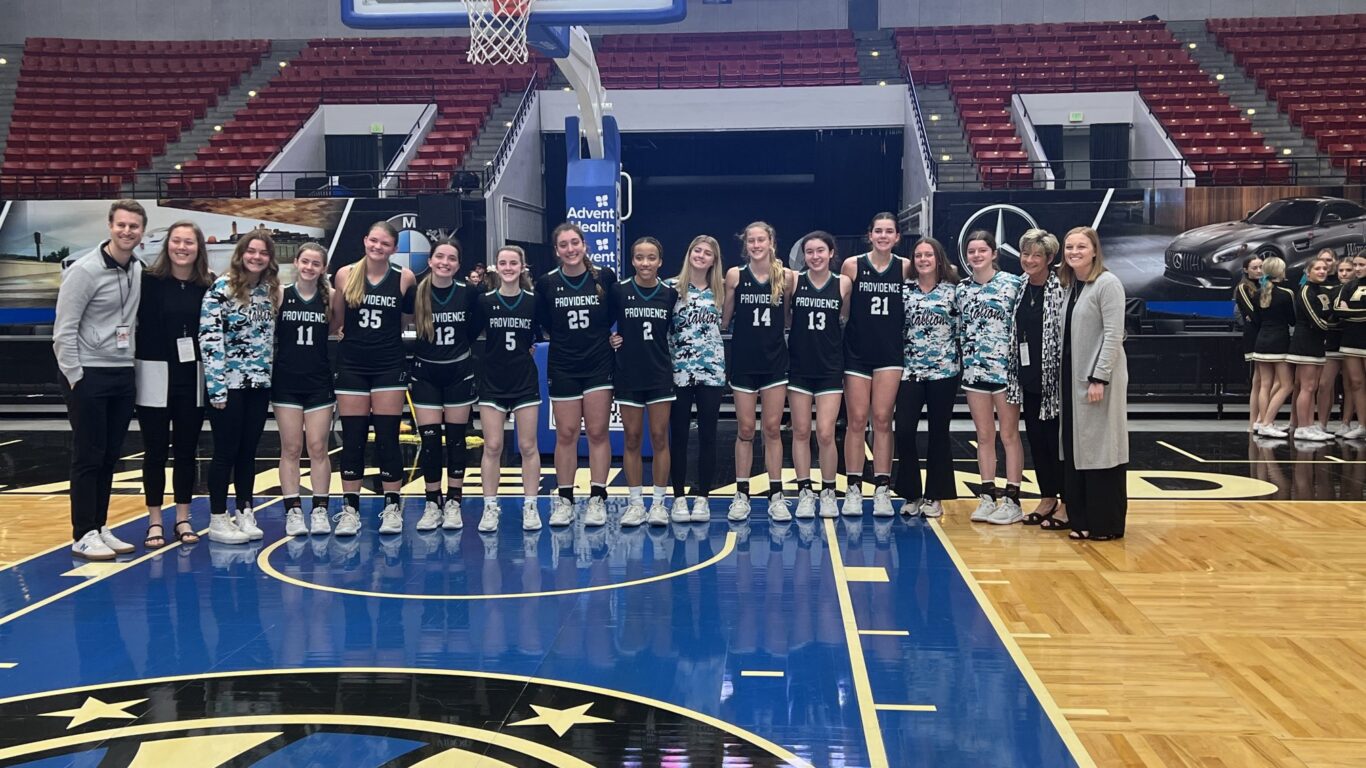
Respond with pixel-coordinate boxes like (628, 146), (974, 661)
(1059, 226), (1108, 288)
(344, 221), (399, 309)
(676, 235), (725, 304)
(147, 220), (212, 287)
(414, 237), (460, 342)
(293, 242), (330, 321)
(1259, 256), (1286, 308)
(488, 245), (535, 292)
(742, 221), (785, 306)
(226, 230), (280, 311)
(1018, 228), (1059, 263)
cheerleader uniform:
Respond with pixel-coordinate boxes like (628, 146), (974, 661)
(410, 280), (478, 409)
(1324, 281), (1345, 359)
(336, 265), (409, 395)
(476, 288), (541, 412)
(1251, 284), (1296, 362)
(611, 278), (678, 407)
(788, 271), (844, 397)
(273, 284), (334, 413)
(728, 265), (788, 393)
(1286, 282), (1333, 365)
(1234, 280), (1259, 362)
(536, 266), (617, 401)
(957, 270), (1023, 394)
(844, 253), (906, 378)
(1339, 278), (1366, 357)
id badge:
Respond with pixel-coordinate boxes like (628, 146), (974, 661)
(115, 325), (131, 349)
(1018, 342), (1031, 368)
(176, 336), (196, 363)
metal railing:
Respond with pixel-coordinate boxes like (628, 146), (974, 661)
(931, 156), (1361, 189)
(602, 60), (861, 89)
(485, 74), (541, 193)
(903, 63), (940, 187)
(0, 169), (489, 200)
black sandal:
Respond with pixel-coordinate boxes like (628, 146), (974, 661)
(173, 520), (200, 545)
(144, 524), (166, 550)
(1022, 502), (1060, 526)
(1068, 530), (1090, 540)
(1089, 533), (1121, 542)
(1040, 516), (1071, 531)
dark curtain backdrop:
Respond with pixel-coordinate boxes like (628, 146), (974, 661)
(1037, 125), (1065, 187)
(1089, 123), (1130, 189)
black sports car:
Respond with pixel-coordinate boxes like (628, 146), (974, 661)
(1163, 196), (1366, 289)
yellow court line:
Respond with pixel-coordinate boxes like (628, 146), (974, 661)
(823, 518), (890, 767)
(0, 439), (20, 448)
(1059, 708), (1110, 717)
(1157, 440), (1362, 464)
(978, 580), (1011, 585)
(1157, 440), (1206, 463)
(858, 629), (909, 637)
(1326, 455), (1345, 463)
(844, 566), (889, 582)
(0, 498), (212, 576)
(0, 662), (16, 669)
(969, 567), (1001, 573)
(739, 670), (785, 678)
(257, 532), (736, 601)
(1012, 633), (1052, 639)
(874, 704), (937, 712)
(927, 520), (1097, 768)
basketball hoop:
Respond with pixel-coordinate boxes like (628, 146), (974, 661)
(462, 0), (536, 65)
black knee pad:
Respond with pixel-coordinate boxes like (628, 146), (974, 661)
(418, 423), (444, 485)
(339, 416), (369, 481)
(444, 422), (468, 477)
(371, 414), (402, 483)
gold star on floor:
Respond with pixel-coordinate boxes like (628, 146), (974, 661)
(39, 696), (147, 729)
(507, 702), (612, 737)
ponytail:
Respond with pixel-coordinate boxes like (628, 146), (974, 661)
(1259, 257), (1286, 309)
(414, 271), (435, 341)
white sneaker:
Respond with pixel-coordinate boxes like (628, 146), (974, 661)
(236, 507), (263, 541)
(309, 507), (331, 535)
(921, 499), (944, 518)
(621, 499), (647, 528)
(72, 529), (116, 560)
(1334, 421), (1358, 437)
(872, 486), (894, 517)
(769, 492), (792, 522)
(1257, 423), (1288, 438)
(1343, 425), (1366, 440)
(794, 488), (817, 519)
(987, 496), (1023, 525)
(727, 492), (751, 522)
(819, 488), (839, 518)
(479, 499), (500, 532)
(549, 496), (575, 526)
(333, 504), (361, 537)
(208, 513), (249, 544)
(970, 494), (996, 522)
(902, 498), (924, 518)
(378, 502), (403, 534)
(99, 526), (135, 554)
(417, 501), (442, 532)
(442, 498), (463, 530)
(584, 496), (608, 527)
(1309, 425), (1335, 441)
(690, 496), (711, 523)
(842, 485), (863, 517)
(522, 499), (541, 531)
(647, 499), (669, 526)
(284, 508), (308, 537)
(671, 496), (691, 523)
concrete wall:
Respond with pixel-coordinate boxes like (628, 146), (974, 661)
(878, 0), (1362, 26)
(1015, 91), (1189, 186)
(258, 109), (325, 199)
(486, 97), (547, 259)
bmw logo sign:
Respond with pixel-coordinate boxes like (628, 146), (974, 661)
(387, 214), (432, 275)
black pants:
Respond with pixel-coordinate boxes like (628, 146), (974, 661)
(207, 387), (271, 515)
(1022, 388), (1063, 499)
(63, 367), (136, 540)
(1062, 459), (1128, 537)
(137, 388), (205, 507)
(892, 375), (958, 501)
(670, 384), (724, 497)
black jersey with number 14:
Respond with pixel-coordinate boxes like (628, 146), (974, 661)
(729, 265), (788, 376)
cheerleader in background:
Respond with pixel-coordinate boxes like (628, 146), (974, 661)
(1320, 255), (1357, 436)
(1234, 256), (1264, 433)
(1250, 256), (1296, 437)
(1336, 254), (1366, 440)
(1287, 251), (1334, 441)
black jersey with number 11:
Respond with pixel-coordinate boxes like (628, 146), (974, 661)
(275, 284), (331, 391)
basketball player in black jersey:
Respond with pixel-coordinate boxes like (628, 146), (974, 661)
(274, 243), (335, 537)
(330, 221), (416, 537)
(474, 245), (543, 533)
(841, 212), (910, 518)
(536, 222), (618, 529)
(721, 221), (794, 522)
(409, 238), (479, 533)
(788, 232), (851, 520)
(608, 237), (678, 528)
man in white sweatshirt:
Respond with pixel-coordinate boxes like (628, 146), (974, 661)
(53, 200), (147, 560)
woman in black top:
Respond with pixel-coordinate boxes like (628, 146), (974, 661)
(1251, 256), (1297, 437)
(135, 221), (211, 549)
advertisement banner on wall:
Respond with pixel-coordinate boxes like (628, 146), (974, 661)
(563, 115), (623, 273)
(931, 184), (1366, 317)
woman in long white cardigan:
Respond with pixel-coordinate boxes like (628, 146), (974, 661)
(1058, 226), (1129, 541)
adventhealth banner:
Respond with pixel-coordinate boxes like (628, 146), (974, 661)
(563, 115), (623, 273)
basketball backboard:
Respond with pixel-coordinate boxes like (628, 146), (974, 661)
(342, 0), (687, 29)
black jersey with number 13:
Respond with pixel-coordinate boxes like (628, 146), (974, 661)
(789, 271), (844, 376)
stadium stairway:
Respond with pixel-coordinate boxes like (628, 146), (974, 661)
(124, 39), (310, 198)
(457, 91), (528, 177)
(914, 83), (980, 189)
(854, 30), (902, 85)
(1167, 19), (1344, 184)
(0, 45), (24, 161)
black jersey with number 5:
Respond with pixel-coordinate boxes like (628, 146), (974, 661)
(535, 266), (617, 377)
(729, 266), (788, 376)
(275, 284), (331, 391)
(341, 265), (406, 372)
(474, 288), (540, 397)
(413, 280), (476, 364)
(846, 253), (906, 366)
(610, 279), (677, 391)
(789, 271), (844, 376)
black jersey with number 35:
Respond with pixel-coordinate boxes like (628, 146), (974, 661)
(341, 265), (406, 372)
(611, 279), (677, 391)
(474, 289), (540, 395)
(535, 266), (617, 377)
(729, 266), (788, 376)
(789, 271), (844, 376)
(275, 284), (331, 391)
(413, 280), (476, 364)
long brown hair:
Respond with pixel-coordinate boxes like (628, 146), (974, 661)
(293, 242), (330, 321)
(414, 237), (461, 341)
(552, 221), (603, 297)
(742, 220), (785, 306)
(343, 221), (400, 308)
(910, 236), (959, 285)
(488, 245), (535, 292)
(147, 220), (212, 286)
(226, 229), (280, 311)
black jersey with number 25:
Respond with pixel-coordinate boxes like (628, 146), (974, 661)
(536, 266), (617, 377)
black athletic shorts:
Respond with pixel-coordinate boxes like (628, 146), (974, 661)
(962, 379), (1007, 395)
(729, 372), (787, 394)
(335, 366), (408, 396)
(272, 388), (335, 413)
(616, 386), (676, 408)
(548, 369), (613, 401)
(410, 358), (477, 409)
(788, 373), (843, 397)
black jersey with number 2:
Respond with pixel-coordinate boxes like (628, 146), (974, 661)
(611, 278), (677, 391)
(535, 266), (617, 377)
(474, 288), (540, 397)
(729, 265), (789, 376)
(789, 271), (844, 376)
(341, 265), (406, 372)
(413, 280), (476, 364)
(275, 284), (331, 391)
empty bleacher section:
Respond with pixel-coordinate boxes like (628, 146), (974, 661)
(2, 38), (267, 198)
(895, 20), (1286, 188)
(595, 29), (859, 89)
(1209, 13), (1366, 182)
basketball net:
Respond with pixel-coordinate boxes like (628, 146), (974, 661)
(462, 0), (535, 65)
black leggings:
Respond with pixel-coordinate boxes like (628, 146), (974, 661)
(893, 375), (958, 501)
(207, 387), (271, 515)
(137, 389), (205, 507)
(1022, 388), (1063, 499)
(669, 384), (724, 497)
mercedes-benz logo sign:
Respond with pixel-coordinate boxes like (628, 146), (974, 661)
(956, 203), (1040, 274)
